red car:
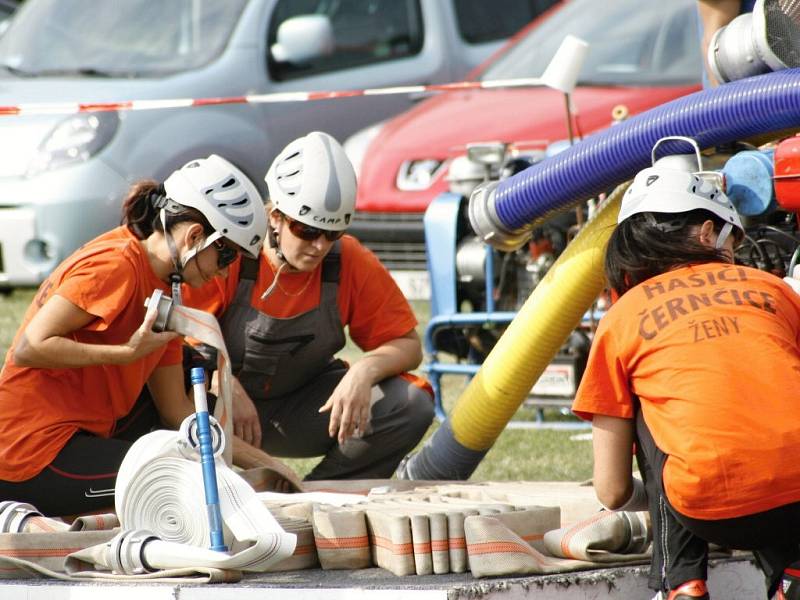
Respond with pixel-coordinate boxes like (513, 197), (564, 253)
(344, 0), (704, 288)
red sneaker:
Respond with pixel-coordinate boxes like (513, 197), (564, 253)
(667, 579), (710, 600)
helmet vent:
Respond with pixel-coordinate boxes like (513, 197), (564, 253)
(222, 178), (236, 188)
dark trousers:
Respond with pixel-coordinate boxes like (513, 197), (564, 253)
(635, 410), (800, 598)
(257, 360), (435, 480)
(0, 394), (160, 517)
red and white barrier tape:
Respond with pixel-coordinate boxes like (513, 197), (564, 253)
(0, 77), (543, 117)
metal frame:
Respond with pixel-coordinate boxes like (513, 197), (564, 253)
(422, 192), (589, 429)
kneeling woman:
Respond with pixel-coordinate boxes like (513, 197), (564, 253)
(185, 132), (435, 480)
(0, 155), (266, 516)
(573, 150), (800, 600)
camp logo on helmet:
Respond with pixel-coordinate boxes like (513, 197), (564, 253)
(313, 215), (342, 225)
(299, 205), (311, 216)
(647, 175), (659, 186)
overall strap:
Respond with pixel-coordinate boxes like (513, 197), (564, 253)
(240, 256), (260, 281)
(321, 241), (342, 283)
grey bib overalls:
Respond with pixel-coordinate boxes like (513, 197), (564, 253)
(221, 245), (434, 480)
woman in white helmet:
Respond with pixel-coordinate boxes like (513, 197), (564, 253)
(0, 154), (266, 516)
(572, 139), (800, 600)
(186, 131), (434, 480)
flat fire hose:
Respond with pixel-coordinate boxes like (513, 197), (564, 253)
(146, 289), (235, 465)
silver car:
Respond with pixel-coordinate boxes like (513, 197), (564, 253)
(0, 0), (551, 287)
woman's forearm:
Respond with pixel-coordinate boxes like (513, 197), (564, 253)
(15, 294), (178, 369)
(13, 331), (133, 368)
(348, 333), (422, 386)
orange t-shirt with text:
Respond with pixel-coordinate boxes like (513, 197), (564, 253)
(0, 226), (182, 482)
(183, 235), (417, 352)
(573, 263), (800, 520)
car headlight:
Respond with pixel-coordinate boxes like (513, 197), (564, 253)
(27, 111), (119, 177)
(395, 159), (445, 191)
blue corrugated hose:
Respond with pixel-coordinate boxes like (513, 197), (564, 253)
(491, 68), (800, 229)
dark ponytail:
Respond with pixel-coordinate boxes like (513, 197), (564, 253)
(121, 179), (214, 240)
(605, 209), (736, 297)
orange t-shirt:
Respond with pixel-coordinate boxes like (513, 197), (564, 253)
(573, 263), (800, 520)
(0, 226), (182, 481)
(183, 235), (417, 351)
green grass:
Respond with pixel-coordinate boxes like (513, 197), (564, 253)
(0, 293), (594, 482)
(0, 288), (34, 358)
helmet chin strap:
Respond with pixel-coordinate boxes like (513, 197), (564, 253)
(261, 223), (292, 300)
(160, 208), (189, 305)
(715, 222), (734, 250)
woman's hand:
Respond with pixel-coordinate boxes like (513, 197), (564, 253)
(212, 372), (262, 448)
(232, 437), (303, 492)
(121, 304), (180, 363)
(317, 330), (422, 445)
(318, 368), (373, 445)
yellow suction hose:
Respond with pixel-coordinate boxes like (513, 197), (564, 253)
(449, 183), (628, 450)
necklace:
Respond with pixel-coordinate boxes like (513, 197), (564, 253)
(263, 256), (315, 298)
(276, 270), (315, 297)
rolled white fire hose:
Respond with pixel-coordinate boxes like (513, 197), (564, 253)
(107, 428), (295, 574)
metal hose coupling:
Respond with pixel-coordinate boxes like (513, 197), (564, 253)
(178, 413), (226, 461)
(0, 501), (42, 533)
(106, 528), (160, 575)
(468, 180), (533, 252)
(619, 511), (652, 555)
(144, 289), (175, 332)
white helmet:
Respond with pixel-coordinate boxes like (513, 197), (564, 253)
(164, 154), (266, 258)
(265, 131), (356, 231)
(618, 137), (744, 248)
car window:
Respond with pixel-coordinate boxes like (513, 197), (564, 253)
(268, 0), (424, 81)
(453, 0), (559, 44)
(480, 0), (702, 86)
(0, 0), (247, 76)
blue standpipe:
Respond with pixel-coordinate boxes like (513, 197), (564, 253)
(190, 367), (228, 553)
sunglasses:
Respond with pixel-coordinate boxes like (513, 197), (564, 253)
(284, 214), (345, 242)
(211, 238), (240, 268)
(195, 231), (240, 269)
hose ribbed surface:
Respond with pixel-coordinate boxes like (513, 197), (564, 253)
(404, 189), (623, 480)
(448, 187), (624, 451)
(493, 69), (800, 229)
